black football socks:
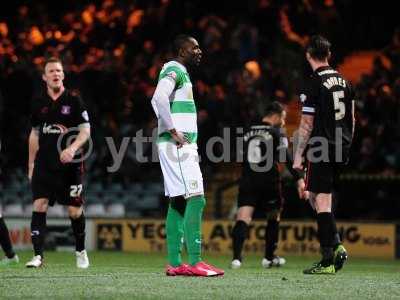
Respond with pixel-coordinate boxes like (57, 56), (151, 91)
(70, 212), (86, 252)
(332, 214), (342, 249)
(265, 219), (279, 260)
(232, 220), (248, 261)
(317, 212), (335, 266)
(0, 217), (16, 258)
(31, 212), (47, 257)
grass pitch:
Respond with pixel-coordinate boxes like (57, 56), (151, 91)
(0, 251), (399, 299)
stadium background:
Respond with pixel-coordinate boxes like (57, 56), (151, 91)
(0, 0), (399, 259)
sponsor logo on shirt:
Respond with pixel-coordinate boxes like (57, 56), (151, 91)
(42, 123), (67, 134)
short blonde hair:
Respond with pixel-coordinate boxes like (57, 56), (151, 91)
(44, 57), (63, 73)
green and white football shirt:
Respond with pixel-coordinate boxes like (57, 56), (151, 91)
(157, 61), (198, 144)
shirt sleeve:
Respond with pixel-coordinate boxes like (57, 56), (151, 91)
(73, 96), (90, 128)
(151, 78), (175, 131)
(158, 66), (184, 89)
(30, 99), (40, 130)
(300, 76), (319, 116)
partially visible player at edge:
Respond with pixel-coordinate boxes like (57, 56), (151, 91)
(151, 35), (224, 276)
(26, 57), (91, 268)
(0, 89), (19, 267)
(293, 35), (355, 274)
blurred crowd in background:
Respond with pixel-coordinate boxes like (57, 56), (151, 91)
(0, 0), (399, 219)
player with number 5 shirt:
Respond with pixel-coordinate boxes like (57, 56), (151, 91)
(293, 35), (355, 275)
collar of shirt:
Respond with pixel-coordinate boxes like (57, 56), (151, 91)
(314, 65), (332, 74)
(44, 89), (67, 105)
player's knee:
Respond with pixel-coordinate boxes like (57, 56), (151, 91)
(267, 210), (280, 221)
(236, 206), (254, 224)
(68, 206), (83, 219)
(33, 199), (48, 212)
(315, 195), (332, 213)
(316, 205), (331, 213)
(236, 213), (252, 224)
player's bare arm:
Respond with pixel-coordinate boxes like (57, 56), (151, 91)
(28, 128), (39, 180)
(60, 126), (90, 164)
(293, 114), (314, 171)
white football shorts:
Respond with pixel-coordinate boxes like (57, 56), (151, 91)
(157, 142), (204, 198)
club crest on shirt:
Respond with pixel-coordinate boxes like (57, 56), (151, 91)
(41, 107), (49, 114)
(61, 105), (71, 115)
(300, 94), (307, 103)
(189, 180), (198, 190)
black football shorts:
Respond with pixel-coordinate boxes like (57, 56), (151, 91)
(32, 165), (84, 207)
(305, 161), (344, 194)
(237, 179), (283, 214)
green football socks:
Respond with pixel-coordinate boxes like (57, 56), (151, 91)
(166, 195), (206, 267)
(184, 195), (206, 266)
(166, 205), (184, 267)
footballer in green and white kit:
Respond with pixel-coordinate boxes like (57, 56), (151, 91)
(151, 35), (224, 277)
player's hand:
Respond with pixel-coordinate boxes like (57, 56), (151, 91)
(296, 178), (308, 200)
(170, 129), (187, 148)
(60, 146), (77, 164)
(293, 155), (303, 171)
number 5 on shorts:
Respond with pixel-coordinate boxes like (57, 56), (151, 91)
(70, 184), (83, 197)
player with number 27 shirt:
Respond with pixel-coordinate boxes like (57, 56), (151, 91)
(26, 57), (91, 269)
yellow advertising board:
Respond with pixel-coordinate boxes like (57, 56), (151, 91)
(94, 219), (396, 258)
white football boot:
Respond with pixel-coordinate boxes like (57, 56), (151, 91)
(231, 259), (242, 269)
(0, 254), (19, 266)
(26, 255), (43, 268)
(76, 250), (89, 269)
(262, 256), (286, 268)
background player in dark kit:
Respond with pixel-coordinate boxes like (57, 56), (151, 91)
(231, 101), (305, 269)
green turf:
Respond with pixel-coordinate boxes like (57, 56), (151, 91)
(0, 251), (399, 299)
